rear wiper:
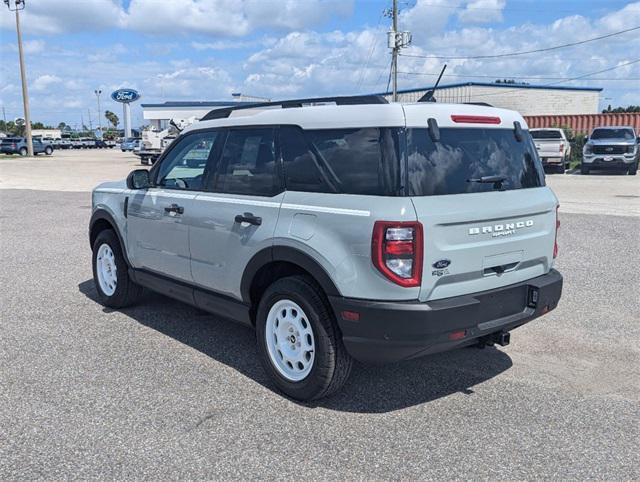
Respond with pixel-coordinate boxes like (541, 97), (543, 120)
(467, 175), (507, 190)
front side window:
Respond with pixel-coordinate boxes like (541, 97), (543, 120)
(156, 131), (218, 191)
(407, 128), (544, 196)
(215, 128), (278, 196)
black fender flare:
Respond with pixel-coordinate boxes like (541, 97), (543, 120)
(240, 246), (340, 303)
(89, 209), (130, 266)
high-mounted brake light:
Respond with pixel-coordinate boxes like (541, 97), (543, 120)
(553, 205), (560, 259)
(372, 221), (423, 287)
(451, 115), (501, 124)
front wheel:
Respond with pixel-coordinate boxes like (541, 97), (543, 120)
(628, 162), (638, 176)
(19, 147), (27, 156)
(581, 164), (590, 175)
(92, 229), (142, 308)
(256, 275), (353, 401)
(45, 147), (53, 155)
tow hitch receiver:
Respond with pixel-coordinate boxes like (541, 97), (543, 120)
(477, 331), (511, 348)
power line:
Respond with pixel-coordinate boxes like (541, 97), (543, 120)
(398, 25), (640, 60)
(397, 71), (640, 81)
(356, 9), (386, 92)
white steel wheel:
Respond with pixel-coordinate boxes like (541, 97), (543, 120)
(96, 243), (117, 296)
(265, 299), (315, 382)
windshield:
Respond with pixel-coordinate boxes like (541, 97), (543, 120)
(407, 128), (545, 196)
(531, 130), (562, 139)
(591, 128), (635, 140)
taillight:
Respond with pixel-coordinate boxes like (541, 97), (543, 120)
(553, 205), (560, 259)
(372, 221), (423, 287)
(559, 144), (564, 153)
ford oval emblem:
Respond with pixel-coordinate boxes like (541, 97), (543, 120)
(432, 259), (451, 269)
(111, 88), (141, 104)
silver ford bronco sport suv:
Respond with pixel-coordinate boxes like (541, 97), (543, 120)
(89, 96), (563, 400)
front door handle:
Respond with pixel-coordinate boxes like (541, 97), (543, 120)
(234, 212), (262, 226)
(164, 203), (184, 215)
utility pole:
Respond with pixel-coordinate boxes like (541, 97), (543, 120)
(387, 0), (411, 102)
(88, 109), (93, 132)
(94, 89), (102, 138)
(2, 106), (6, 126)
(391, 0), (398, 102)
(5, 0), (33, 155)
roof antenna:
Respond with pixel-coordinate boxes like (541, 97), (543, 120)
(418, 64), (447, 103)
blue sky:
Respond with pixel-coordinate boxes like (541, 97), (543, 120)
(1, 0), (638, 128)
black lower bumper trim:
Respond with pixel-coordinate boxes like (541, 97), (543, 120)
(330, 269), (563, 364)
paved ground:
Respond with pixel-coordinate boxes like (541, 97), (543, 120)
(1, 150), (639, 479)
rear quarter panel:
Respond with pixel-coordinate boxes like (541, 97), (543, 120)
(275, 191), (421, 301)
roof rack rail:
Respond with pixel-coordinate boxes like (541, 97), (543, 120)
(201, 95), (388, 121)
(464, 102), (494, 107)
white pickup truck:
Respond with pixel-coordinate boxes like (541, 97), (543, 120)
(530, 128), (571, 173)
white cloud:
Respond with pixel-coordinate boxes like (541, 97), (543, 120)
(0, 0), (125, 35)
(32, 74), (62, 92)
(458, 0), (506, 24)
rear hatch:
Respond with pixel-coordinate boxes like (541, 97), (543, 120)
(404, 116), (557, 302)
(531, 130), (564, 158)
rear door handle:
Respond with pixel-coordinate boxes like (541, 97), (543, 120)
(164, 203), (184, 215)
(234, 212), (262, 226)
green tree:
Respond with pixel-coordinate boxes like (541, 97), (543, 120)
(57, 122), (67, 130)
(105, 110), (119, 128)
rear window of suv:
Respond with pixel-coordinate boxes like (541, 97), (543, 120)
(406, 128), (544, 196)
(531, 130), (562, 139)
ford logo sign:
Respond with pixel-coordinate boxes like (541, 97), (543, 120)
(111, 89), (140, 103)
(432, 259), (451, 269)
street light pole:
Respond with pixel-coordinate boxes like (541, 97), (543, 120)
(5, 0), (33, 156)
(94, 89), (102, 137)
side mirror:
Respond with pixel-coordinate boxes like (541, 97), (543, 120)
(636, 136), (640, 143)
(126, 169), (151, 190)
(584, 136), (588, 142)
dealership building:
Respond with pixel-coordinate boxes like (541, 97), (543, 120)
(385, 82), (602, 116)
(140, 82), (602, 126)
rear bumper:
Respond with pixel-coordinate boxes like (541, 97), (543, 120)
(330, 269), (563, 364)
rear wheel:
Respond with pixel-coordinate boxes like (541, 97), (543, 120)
(92, 229), (142, 308)
(256, 275), (353, 401)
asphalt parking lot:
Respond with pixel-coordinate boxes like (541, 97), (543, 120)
(1, 150), (639, 479)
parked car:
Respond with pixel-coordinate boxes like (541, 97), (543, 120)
(104, 139), (117, 148)
(0, 137), (54, 156)
(58, 138), (72, 149)
(94, 140), (108, 149)
(582, 126), (638, 175)
(530, 128), (571, 173)
(120, 138), (141, 152)
(89, 96), (563, 400)
(71, 139), (83, 149)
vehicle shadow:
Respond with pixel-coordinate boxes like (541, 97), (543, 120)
(78, 280), (513, 414)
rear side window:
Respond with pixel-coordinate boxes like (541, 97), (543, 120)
(216, 128), (278, 196)
(301, 128), (400, 196)
(406, 128), (544, 196)
(531, 130), (562, 139)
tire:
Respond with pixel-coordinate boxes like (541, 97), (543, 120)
(581, 164), (590, 175)
(19, 147), (27, 156)
(256, 275), (353, 401)
(628, 162), (638, 176)
(45, 147), (53, 155)
(92, 229), (142, 308)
